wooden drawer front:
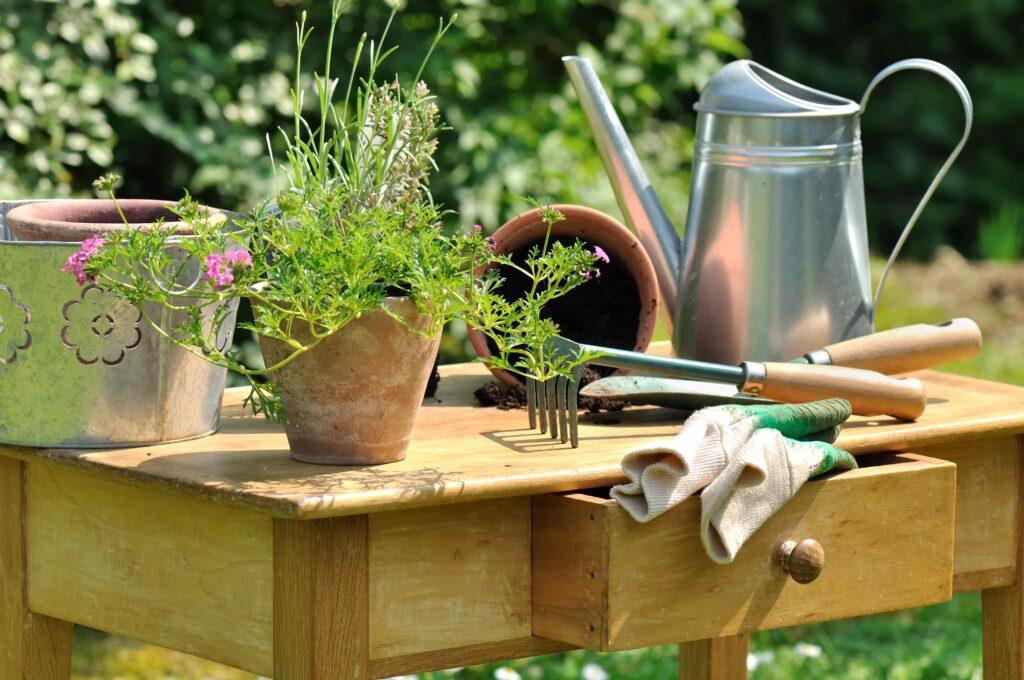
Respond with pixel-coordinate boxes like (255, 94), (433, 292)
(532, 453), (956, 651)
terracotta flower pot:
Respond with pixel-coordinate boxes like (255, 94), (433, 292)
(6, 199), (204, 242)
(469, 204), (659, 385)
(260, 297), (441, 466)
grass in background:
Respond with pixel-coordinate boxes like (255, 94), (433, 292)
(70, 595), (984, 679)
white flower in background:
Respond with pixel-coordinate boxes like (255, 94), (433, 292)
(747, 650), (775, 671)
(582, 662), (610, 680)
(794, 642), (823, 658)
(494, 668), (521, 680)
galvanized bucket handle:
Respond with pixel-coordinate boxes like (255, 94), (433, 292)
(860, 58), (973, 322)
(148, 238), (205, 295)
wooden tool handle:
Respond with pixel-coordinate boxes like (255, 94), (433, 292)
(774, 539), (825, 584)
(754, 362), (927, 420)
(812, 318), (982, 374)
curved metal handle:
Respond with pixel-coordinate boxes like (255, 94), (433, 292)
(860, 59), (973, 322)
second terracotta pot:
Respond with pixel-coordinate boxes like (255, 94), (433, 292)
(260, 297), (441, 465)
(5, 198), (221, 242)
(469, 204), (659, 385)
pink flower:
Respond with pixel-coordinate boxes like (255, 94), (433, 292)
(473, 224), (483, 233)
(592, 245), (610, 264)
(226, 249), (252, 268)
(582, 270), (592, 281)
(80, 235), (105, 255)
(203, 249), (253, 289)
(62, 235), (106, 286)
(486, 236), (497, 253)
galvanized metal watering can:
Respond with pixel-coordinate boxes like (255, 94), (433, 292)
(565, 56), (973, 364)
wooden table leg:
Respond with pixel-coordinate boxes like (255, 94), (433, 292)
(983, 436), (1024, 680)
(984, 584), (1024, 679)
(0, 458), (72, 680)
(273, 514), (370, 680)
(679, 635), (749, 680)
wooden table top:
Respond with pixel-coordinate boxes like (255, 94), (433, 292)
(4, 342), (1024, 518)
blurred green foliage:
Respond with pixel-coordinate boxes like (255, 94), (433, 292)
(741, 0), (1024, 260)
(5, 0), (1016, 259)
(0, 0), (744, 233)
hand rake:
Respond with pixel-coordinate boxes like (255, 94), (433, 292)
(525, 337), (931, 448)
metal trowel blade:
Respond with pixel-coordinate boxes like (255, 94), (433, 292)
(580, 376), (774, 410)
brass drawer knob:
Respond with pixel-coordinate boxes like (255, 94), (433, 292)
(775, 539), (824, 584)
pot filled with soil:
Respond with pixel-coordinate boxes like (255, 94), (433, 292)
(259, 297), (441, 465)
(5, 199), (219, 242)
(469, 204), (659, 385)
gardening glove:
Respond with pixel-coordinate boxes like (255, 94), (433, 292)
(609, 400), (857, 564)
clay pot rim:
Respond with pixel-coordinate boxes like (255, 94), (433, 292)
(5, 198), (228, 243)
(468, 204), (659, 386)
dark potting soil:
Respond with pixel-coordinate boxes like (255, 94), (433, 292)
(424, 354), (441, 398)
(484, 235), (642, 377)
(473, 367), (627, 414)
(473, 380), (527, 410)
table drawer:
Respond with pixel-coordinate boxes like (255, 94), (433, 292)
(531, 452), (956, 651)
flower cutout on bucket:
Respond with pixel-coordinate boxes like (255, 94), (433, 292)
(0, 284), (31, 365)
(60, 285), (142, 366)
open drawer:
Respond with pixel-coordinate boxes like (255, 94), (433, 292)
(531, 452), (956, 651)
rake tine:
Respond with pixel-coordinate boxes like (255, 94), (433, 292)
(557, 376), (569, 444)
(525, 377), (537, 430)
(537, 377), (548, 434)
(568, 368), (581, 448)
(546, 379), (559, 440)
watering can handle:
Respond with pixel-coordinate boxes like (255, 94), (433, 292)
(860, 59), (973, 322)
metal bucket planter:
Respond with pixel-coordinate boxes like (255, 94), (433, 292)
(0, 200), (238, 448)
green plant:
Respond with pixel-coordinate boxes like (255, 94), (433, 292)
(72, 7), (610, 418)
(470, 203), (606, 382)
(75, 4), (493, 420)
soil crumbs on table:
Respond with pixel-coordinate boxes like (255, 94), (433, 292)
(474, 367), (626, 413)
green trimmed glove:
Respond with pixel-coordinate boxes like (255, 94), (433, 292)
(610, 399), (856, 564)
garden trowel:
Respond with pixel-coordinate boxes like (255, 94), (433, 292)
(581, 319), (981, 411)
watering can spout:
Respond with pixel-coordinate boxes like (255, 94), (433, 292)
(563, 56), (681, 325)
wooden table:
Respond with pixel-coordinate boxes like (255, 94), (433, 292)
(3, 347), (1024, 679)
